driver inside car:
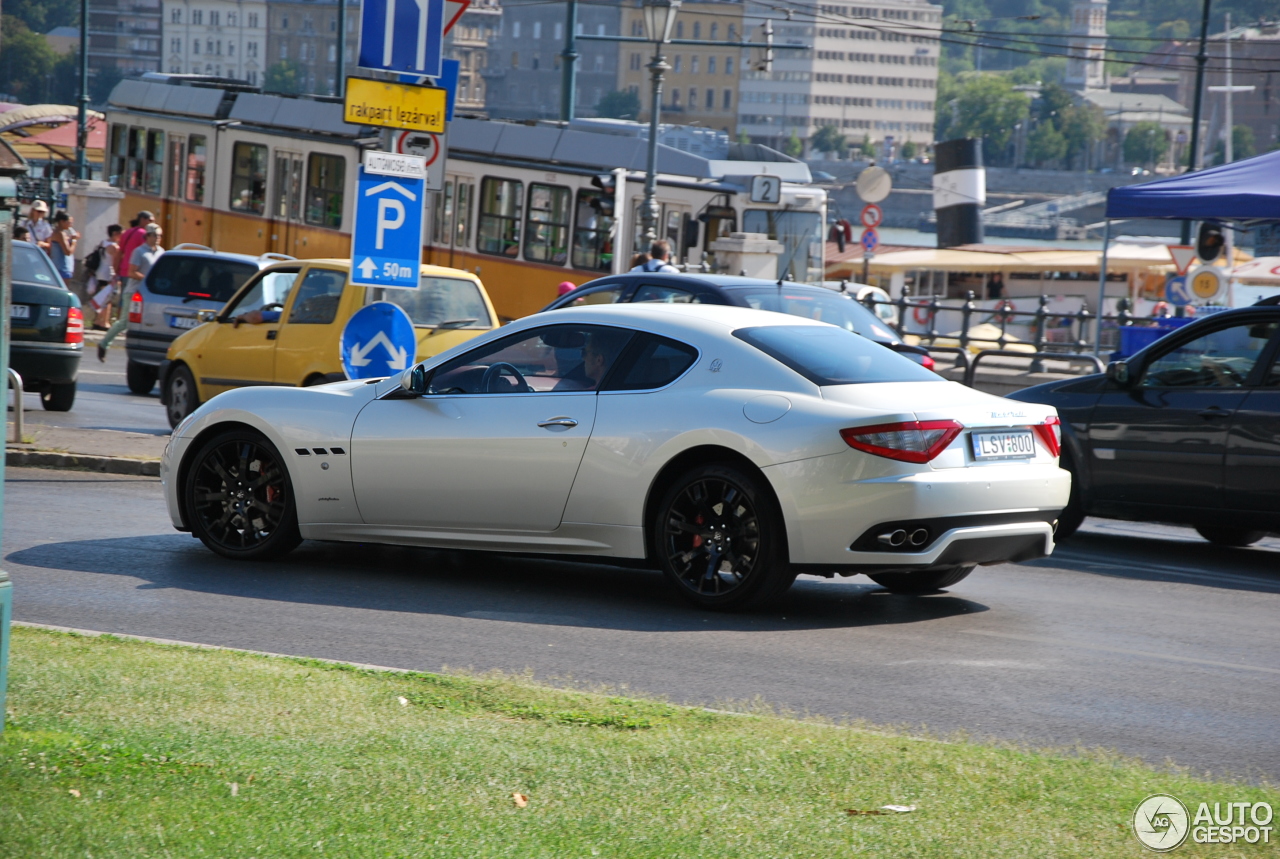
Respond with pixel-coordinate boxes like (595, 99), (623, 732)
(233, 306), (281, 326)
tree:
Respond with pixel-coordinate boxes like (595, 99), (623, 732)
(1026, 120), (1067, 166)
(0, 16), (58, 102)
(89, 64), (125, 106)
(1214, 124), (1257, 164)
(264, 60), (304, 95)
(1124, 121), (1169, 168)
(944, 74), (1030, 163)
(595, 89), (641, 120)
(784, 131), (803, 158)
(1058, 102), (1104, 169)
(736, 129), (750, 145)
(901, 140), (917, 160)
(4, 0), (77, 33)
(811, 125), (847, 157)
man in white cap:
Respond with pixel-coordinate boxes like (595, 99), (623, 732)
(21, 201), (53, 252)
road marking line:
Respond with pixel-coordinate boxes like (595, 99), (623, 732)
(961, 629), (1280, 675)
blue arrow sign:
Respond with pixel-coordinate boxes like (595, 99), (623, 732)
(358, 0), (446, 77)
(341, 302), (418, 380)
(1165, 275), (1192, 306)
(351, 162), (425, 289)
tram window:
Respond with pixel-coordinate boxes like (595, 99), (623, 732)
(524, 183), (570, 265)
(433, 180), (454, 245)
(144, 130), (164, 196)
(571, 189), (614, 272)
(108, 124), (128, 188)
(477, 177), (522, 257)
(185, 135), (207, 203)
(167, 138), (184, 198)
(126, 127), (145, 191)
(455, 181), (473, 249)
(229, 142), (268, 214)
(305, 153), (344, 228)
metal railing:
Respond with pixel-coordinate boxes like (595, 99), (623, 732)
(7, 369), (22, 444)
(963, 350), (1105, 388)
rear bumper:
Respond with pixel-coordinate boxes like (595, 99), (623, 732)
(10, 342), (82, 386)
(125, 328), (177, 366)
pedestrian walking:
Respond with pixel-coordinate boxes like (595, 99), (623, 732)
(630, 240), (679, 273)
(84, 224), (122, 329)
(98, 223), (164, 362)
(115, 211), (154, 284)
(20, 200), (53, 251)
(48, 211), (79, 282)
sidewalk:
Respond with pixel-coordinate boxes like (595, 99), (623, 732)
(6, 426), (167, 476)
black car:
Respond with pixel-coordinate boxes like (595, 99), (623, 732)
(1008, 302), (1280, 546)
(9, 240), (83, 411)
(540, 273), (934, 369)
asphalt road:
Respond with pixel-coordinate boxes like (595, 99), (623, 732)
(18, 342), (171, 436)
(5, 468), (1278, 783)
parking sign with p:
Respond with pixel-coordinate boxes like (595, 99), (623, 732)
(351, 151), (426, 290)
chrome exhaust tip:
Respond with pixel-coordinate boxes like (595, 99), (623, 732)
(909, 528), (930, 547)
(878, 529), (908, 548)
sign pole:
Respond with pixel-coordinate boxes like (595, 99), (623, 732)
(862, 251), (872, 285)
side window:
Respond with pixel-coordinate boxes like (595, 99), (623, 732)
(1141, 322), (1279, 388)
(286, 269), (346, 324)
(428, 325), (632, 395)
(477, 177), (522, 257)
(145, 129), (165, 195)
(109, 123), (128, 188)
(563, 285), (626, 306)
(523, 183), (571, 265)
(455, 181), (473, 249)
(432, 179), (454, 245)
(633, 284), (697, 304)
(607, 334), (699, 391)
(572, 188), (615, 271)
(230, 142), (268, 214)
(185, 134), (207, 203)
(225, 268), (300, 317)
(305, 153), (344, 228)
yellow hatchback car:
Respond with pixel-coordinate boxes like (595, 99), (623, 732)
(159, 260), (498, 428)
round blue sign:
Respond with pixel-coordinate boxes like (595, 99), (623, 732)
(860, 227), (879, 253)
(340, 301), (418, 380)
(1164, 275), (1192, 307)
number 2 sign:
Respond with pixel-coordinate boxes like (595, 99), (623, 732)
(750, 175), (781, 204)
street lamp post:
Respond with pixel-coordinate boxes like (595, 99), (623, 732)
(639, 0), (681, 250)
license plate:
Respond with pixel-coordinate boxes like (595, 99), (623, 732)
(971, 430), (1036, 460)
(169, 315), (201, 329)
(10, 304), (30, 320)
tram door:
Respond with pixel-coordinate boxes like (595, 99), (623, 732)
(431, 176), (474, 269)
(270, 151), (304, 256)
(164, 135), (186, 243)
(662, 203), (691, 265)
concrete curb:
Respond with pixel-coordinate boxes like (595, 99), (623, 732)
(6, 449), (161, 476)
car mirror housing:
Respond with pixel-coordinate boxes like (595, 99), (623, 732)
(1106, 360), (1130, 386)
(196, 309), (217, 323)
(399, 363), (428, 395)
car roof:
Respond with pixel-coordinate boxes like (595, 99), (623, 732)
(159, 247), (282, 266)
(532, 300), (830, 338)
(590, 272), (809, 290)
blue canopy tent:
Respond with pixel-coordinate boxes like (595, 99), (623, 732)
(1090, 149), (1280, 350)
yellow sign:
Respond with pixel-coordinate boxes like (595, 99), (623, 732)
(344, 78), (446, 133)
(1191, 268), (1222, 299)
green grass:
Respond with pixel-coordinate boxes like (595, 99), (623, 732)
(1, 626), (1275, 858)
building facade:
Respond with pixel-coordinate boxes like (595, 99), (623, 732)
(445, 0), (501, 115)
(616, 1), (745, 135)
(482, 0), (622, 121)
(264, 0), (360, 97)
(88, 0), (163, 76)
(164, 0), (268, 84)
(737, 0), (942, 154)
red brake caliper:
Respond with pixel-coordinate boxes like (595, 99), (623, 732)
(692, 514), (704, 548)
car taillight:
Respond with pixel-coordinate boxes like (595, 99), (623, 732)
(128, 291), (143, 323)
(840, 420), (963, 464)
(1032, 416), (1062, 457)
(65, 306), (84, 344)
(921, 353), (936, 371)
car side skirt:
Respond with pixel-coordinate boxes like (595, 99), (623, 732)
(298, 522), (646, 558)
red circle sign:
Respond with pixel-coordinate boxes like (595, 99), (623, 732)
(860, 204), (883, 229)
(396, 130), (442, 168)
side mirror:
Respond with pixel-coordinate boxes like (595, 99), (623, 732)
(196, 309), (217, 323)
(1106, 360), (1130, 386)
(399, 363), (428, 395)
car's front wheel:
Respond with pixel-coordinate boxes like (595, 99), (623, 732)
(165, 364), (199, 429)
(868, 565), (974, 594)
(126, 360), (158, 395)
(1195, 526), (1266, 548)
(184, 429), (301, 560)
(40, 382), (75, 411)
(653, 463), (795, 611)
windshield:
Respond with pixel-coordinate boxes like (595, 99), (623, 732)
(743, 210), (824, 283)
(12, 243), (64, 288)
(730, 288), (899, 343)
(224, 269), (300, 316)
(381, 277), (491, 328)
(146, 254), (259, 301)
(734, 325), (937, 386)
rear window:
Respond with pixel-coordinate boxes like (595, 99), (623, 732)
(146, 254), (258, 301)
(383, 277), (490, 328)
(12, 244), (63, 287)
(731, 288), (899, 342)
(734, 325), (937, 386)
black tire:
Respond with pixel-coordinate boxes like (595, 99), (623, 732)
(652, 463), (795, 611)
(126, 360), (158, 395)
(184, 428), (302, 560)
(868, 565), (974, 594)
(165, 364), (200, 429)
(1053, 450), (1086, 541)
(40, 382), (75, 412)
(1195, 526), (1266, 548)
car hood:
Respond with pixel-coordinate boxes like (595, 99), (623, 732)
(823, 380), (1057, 429)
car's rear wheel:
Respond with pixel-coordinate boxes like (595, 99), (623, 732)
(868, 565), (974, 594)
(126, 360), (158, 395)
(1053, 450), (1085, 541)
(40, 382), (75, 412)
(165, 364), (199, 429)
(185, 429), (301, 560)
(1195, 526), (1266, 548)
(653, 463), (795, 611)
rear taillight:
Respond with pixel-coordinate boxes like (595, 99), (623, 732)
(1032, 416), (1062, 457)
(840, 420), (963, 464)
(65, 306), (84, 344)
(128, 291), (143, 323)
(921, 353), (936, 371)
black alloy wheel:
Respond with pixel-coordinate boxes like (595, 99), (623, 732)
(1194, 526), (1266, 548)
(868, 565), (974, 594)
(185, 429), (301, 560)
(654, 464), (795, 611)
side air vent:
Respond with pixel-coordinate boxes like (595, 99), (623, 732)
(295, 448), (311, 456)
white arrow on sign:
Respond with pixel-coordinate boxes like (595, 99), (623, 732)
(358, 257), (377, 278)
(350, 330), (410, 369)
(365, 181), (417, 200)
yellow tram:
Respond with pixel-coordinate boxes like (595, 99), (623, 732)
(104, 75), (826, 320)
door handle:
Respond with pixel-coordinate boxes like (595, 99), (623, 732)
(1197, 407), (1229, 419)
(266, 330), (277, 340)
(537, 417), (578, 428)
